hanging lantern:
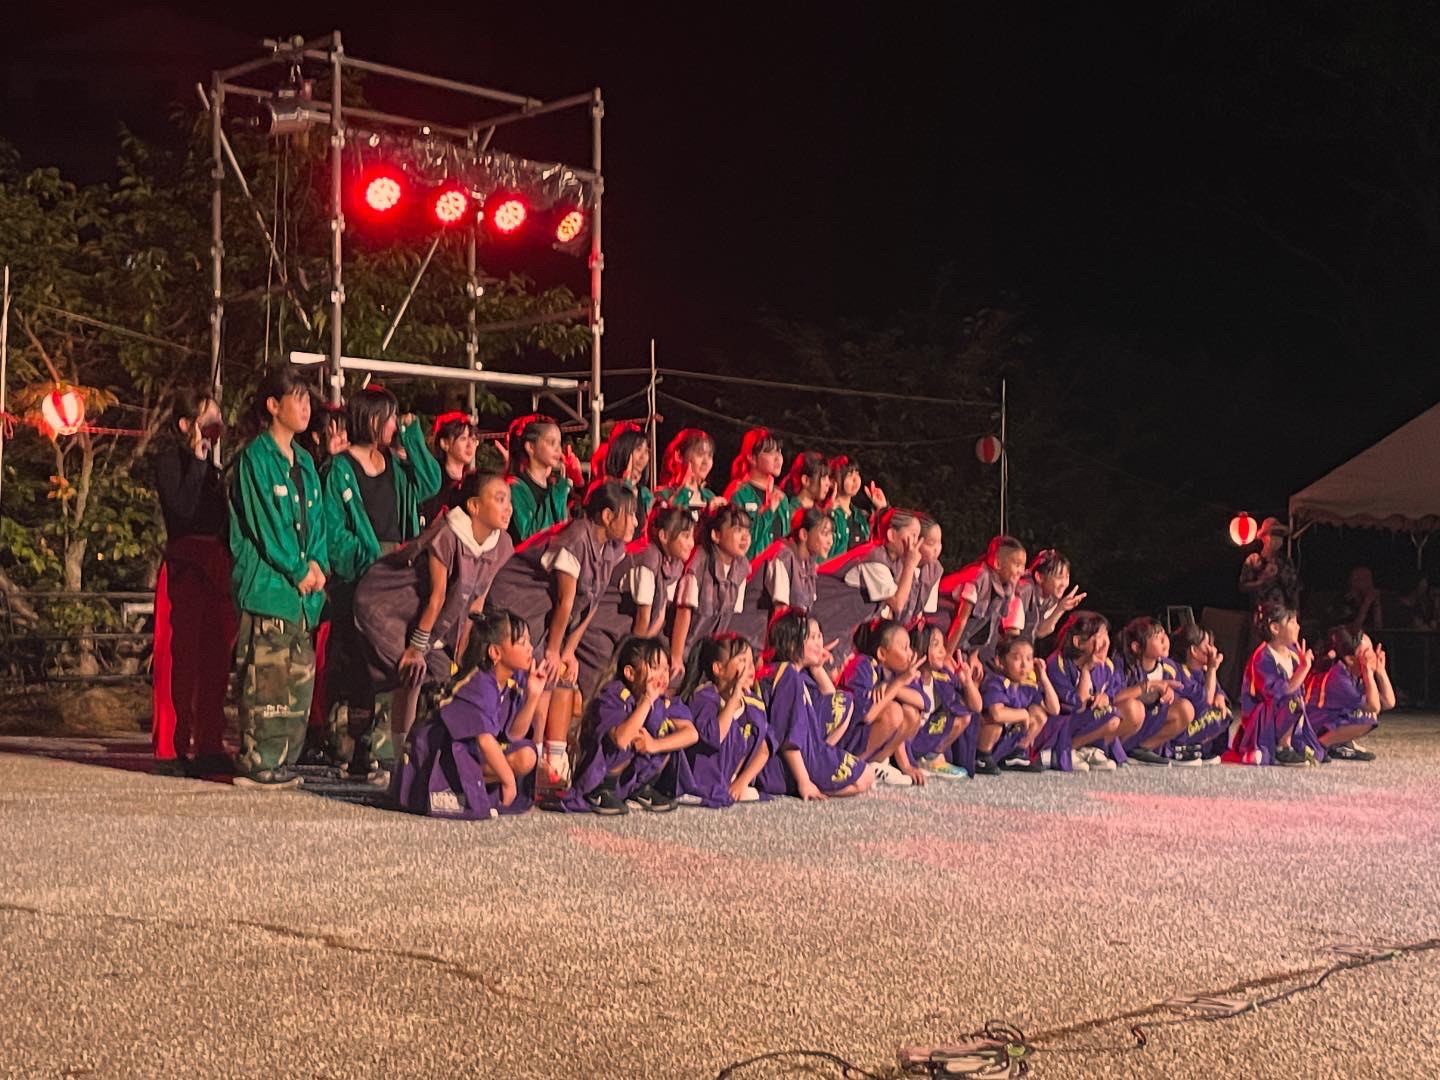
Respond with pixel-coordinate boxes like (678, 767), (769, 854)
(40, 387), (85, 438)
(975, 435), (1002, 465)
(1229, 511), (1258, 546)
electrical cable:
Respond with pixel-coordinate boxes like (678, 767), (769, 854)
(715, 936), (1440, 1079)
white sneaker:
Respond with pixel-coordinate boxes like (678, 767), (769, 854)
(871, 761), (914, 786)
(1068, 752), (1089, 773)
(736, 786), (761, 803)
(1082, 746), (1117, 771)
(1038, 749), (1053, 769)
(545, 752), (572, 787)
(673, 792), (705, 806)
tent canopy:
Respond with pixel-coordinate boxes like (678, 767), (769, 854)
(1289, 401), (1440, 532)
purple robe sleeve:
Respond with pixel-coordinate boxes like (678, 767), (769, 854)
(763, 665), (809, 753)
(439, 671), (501, 741)
(1046, 655), (1083, 711)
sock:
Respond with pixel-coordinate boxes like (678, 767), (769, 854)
(545, 740), (567, 765)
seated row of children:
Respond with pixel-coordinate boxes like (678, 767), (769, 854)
(219, 371), (1394, 804)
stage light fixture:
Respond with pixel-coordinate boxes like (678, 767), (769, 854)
(553, 208), (586, 244)
(483, 192), (529, 236)
(428, 183), (472, 227)
(354, 166), (408, 220)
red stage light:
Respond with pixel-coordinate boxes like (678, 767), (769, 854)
(554, 208), (586, 244)
(489, 196), (527, 234)
(364, 175), (403, 213)
(428, 184), (471, 227)
(356, 167), (406, 217)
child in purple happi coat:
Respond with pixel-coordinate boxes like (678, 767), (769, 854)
(1234, 601), (1323, 766)
(838, 617), (929, 787)
(907, 622), (977, 780)
(1169, 622), (1235, 765)
(1306, 626), (1394, 762)
(670, 633), (771, 807)
(755, 607), (875, 800)
(1045, 612), (1128, 772)
(1116, 617), (1190, 766)
(393, 609), (549, 819)
(976, 636), (1059, 774)
(564, 635), (698, 815)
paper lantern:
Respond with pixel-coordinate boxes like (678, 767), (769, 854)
(975, 435), (1002, 465)
(40, 387), (85, 438)
(1229, 512), (1258, 546)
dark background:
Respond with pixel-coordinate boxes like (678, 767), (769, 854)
(3, 1), (1438, 612)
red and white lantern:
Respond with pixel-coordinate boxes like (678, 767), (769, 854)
(975, 434), (1003, 465)
(1229, 512), (1258, 546)
(40, 387), (85, 438)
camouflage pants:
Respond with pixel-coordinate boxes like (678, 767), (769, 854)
(326, 692), (394, 768)
(234, 613), (316, 773)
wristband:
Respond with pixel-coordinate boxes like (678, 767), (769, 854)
(408, 628), (432, 652)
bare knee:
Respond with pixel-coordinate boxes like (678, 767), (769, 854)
(510, 746), (537, 777)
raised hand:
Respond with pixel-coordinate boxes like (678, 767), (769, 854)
(863, 481), (888, 508)
(528, 657), (555, 696)
(1059, 586), (1087, 612)
(490, 438), (510, 466)
(1375, 643), (1388, 673)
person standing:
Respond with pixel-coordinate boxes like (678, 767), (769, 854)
(1238, 517), (1300, 611)
(228, 370), (330, 789)
(149, 390), (236, 777)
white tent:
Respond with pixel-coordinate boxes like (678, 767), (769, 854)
(1289, 401), (1440, 532)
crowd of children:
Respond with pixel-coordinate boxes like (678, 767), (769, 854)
(149, 376), (1397, 814)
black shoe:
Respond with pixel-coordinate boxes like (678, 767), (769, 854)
(152, 757), (189, 777)
(584, 785), (629, 815)
(187, 753), (235, 777)
(1129, 747), (1170, 766)
(1326, 741), (1376, 762)
(627, 784), (676, 812)
(233, 768), (304, 790)
(973, 752), (1002, 776)
(1273, 746), (1307, 767)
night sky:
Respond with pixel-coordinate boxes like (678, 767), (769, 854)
(5, 1), (1439, 595)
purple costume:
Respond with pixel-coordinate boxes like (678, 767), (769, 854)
(1172, 664), (1234, 747)
(836, 652), (919, 760)
(909, 671), (975, 772)
(485, 518), (629, 686)
(573, 540), (685, 694)
(1235, 644), (1326, 765)
(1045, 654), (1128, 767)
(1305, 665), (1380, 739)
(670, 684), (771, 807)
(393, 668), (535, 819)
(979, 671), (1040, 763)
(562, 681), (694, 810)
(1116, 656), (1185, 753)
(353, 510), (514, 688)
(733, 538), (819, 644)
(754, 662), (864, 796)
(811, 541), (905, 659)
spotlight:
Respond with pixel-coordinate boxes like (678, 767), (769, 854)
(356, 167), (407, 218)
(553, 207), (586, 244)
(483, 192), (528, 236)
(427, 183), (472, 227)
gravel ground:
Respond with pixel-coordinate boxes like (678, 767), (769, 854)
(1, 717), (1437, 1079)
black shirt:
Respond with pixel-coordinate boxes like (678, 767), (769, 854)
(152, 443), (228, 540)
(352, 453), (403, 543)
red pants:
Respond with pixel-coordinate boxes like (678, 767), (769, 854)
(308, 620), (332, 730)
(152, 537), (237, 760)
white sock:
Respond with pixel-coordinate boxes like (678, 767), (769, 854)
(545, 740), (567, 765)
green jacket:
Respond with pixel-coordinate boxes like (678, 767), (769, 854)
(228, 430), (329, 626)
(727, 480), (792, 560)
(654, 484), (715, 510)
(828, 503), (872, 558)
(508, 473), (572, 544)
(323, 418), (443, 583)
